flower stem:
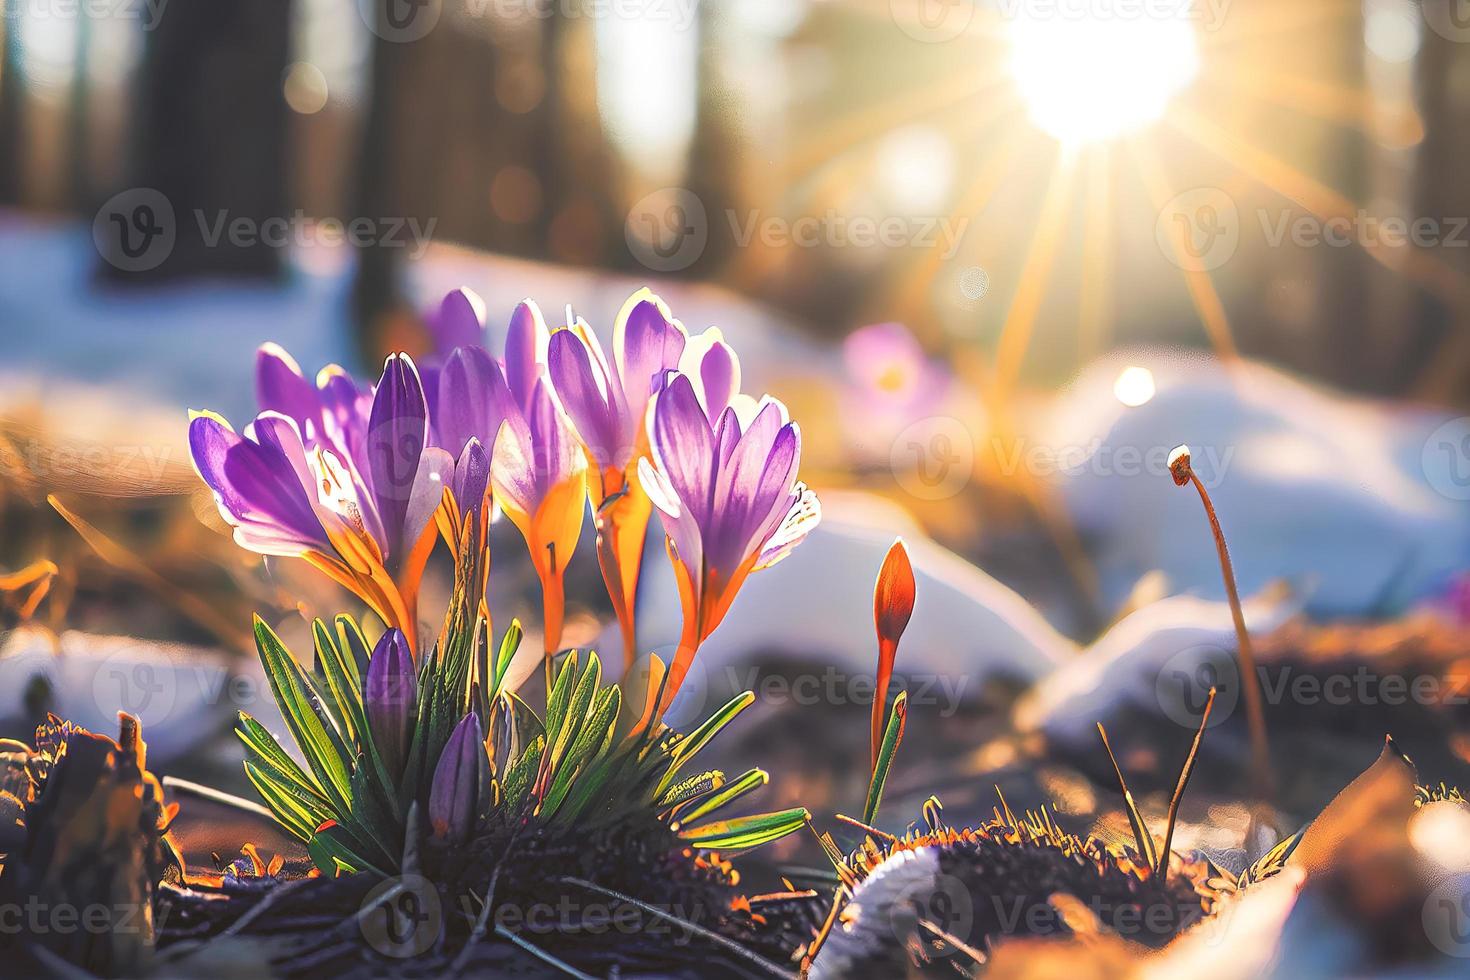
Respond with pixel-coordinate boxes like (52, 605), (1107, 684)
(1171, 446), (1275, 802)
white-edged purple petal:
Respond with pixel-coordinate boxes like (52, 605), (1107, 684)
(548, 328), (621, 470)
(503, 300), (549, 410)
(366, 353), (429, 563)
(189, 413), (329, 557)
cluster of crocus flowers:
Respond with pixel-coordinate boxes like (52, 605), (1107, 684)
(191, 286), (819, 713)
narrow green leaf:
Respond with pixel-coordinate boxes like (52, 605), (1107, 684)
(659, 770), (724, 810)
(502, 735), (545, 813)
(334, 614), (369, 685)
(306, 821), (389, 877)
(545, 654), (600, 782)
(236, 713), (325, 798)
(492, 620), (523, 697)
(543, 651), (580, 745)
(863, 690), (908, 826)
(674, 768), (768, 827)
(313, 619), (360, 742)
(254, 616), (354, 814)
(243, 760), (329, 841)
(542, 686), (621, 818)
(657, 692), (755, 797)
(678, 807), (810, 851)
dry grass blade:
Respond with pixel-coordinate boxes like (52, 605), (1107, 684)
(1157, 686), (1216, 878)
(1097, 722), (1158, 870)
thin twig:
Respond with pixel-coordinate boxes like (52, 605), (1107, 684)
(556, 876), (796, 980)
(917, 917), (987, 968)
(493, 925), (597, 979)
(218, 877), (319, 937)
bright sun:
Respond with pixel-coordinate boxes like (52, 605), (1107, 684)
(1008, 12), (1201, 145)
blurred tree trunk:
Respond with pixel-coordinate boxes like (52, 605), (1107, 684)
(0, 9), (26, 205)
(68, 15), (93, 207)
(1411, 8), (1470, 404)
(351, 21), (405, 345)
(1314, 3), (1369, 392)
(684, 3), (737, 278)
(102, 0), (292, 281)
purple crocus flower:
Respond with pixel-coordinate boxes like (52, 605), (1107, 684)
(429, 712), (490, 845)
(190, 349), (436, 646)
(423, 289), (587, 662)
(637, 340), (820, 713)
(547, 290), (687, 667)
(363, 628), (416, 774)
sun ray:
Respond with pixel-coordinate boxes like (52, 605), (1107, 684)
(989, 148), (1080, 407)
(1128, 134), (1240, 364)
(871, 115), (1033, 326)
(1201, 68), (1397, 133)
(785, 65), (1010, 182)
(1168, 104), (1470, 310)
(1203, 0), (1359, 50)
(1078, 143), (1116, 359)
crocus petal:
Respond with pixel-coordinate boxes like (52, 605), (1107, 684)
(438, 345), (513, 460)
(427, 287), (486, 355)
(525, 376), (585, 504)
(364, 628), (416, 774)
(189, 413), (329, 557)
(406, 447), (455, 550)
(678, 328), (741, 418)
(872, 538), (915, 767)
(428, 712), (489, 844)
(366, 353), (429, 563)
(874, 537), (916, 650)
(754, 482), (821, 570)
(317, 366), (371, 461)
(548, 328), (621, 471)
(649, 374), (715, 529)
(503, 300), (549, 410)
(614, 291), (687, 413)
(452, 438), (492, 520)
(255, 344), (320, 435)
